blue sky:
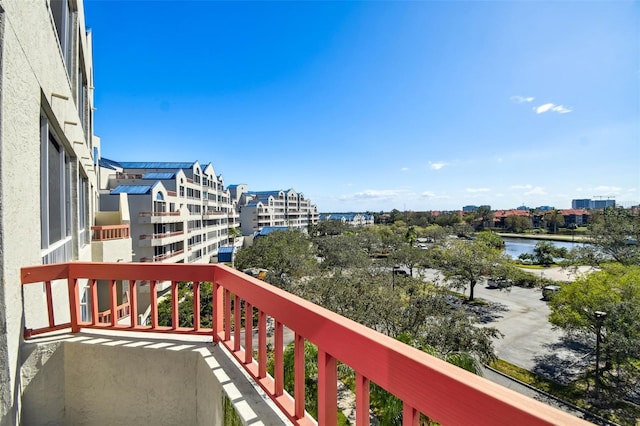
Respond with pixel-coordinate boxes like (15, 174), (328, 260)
(85, 0), (639, 213)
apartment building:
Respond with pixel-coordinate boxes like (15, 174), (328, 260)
(319, 213), (375, 226)
(229, 185), (319, 235)
(99, 159), (237, 264)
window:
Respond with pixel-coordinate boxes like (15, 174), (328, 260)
(41, 116), (72, 262)
(79, 176), (89, 247)
(50, 0), (74, 77)
(77, 53), (88, 139)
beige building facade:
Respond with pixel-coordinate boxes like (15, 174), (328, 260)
(98, 159), (238, 264)
(0, 0), (105, 423)
(230, 186), (319, 235)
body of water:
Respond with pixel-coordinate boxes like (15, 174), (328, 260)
(502, 237), (585, 259)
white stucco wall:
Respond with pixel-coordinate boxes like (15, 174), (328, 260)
(0, 1), (97, 424)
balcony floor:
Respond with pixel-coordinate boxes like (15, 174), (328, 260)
(20, 330), (291, 426)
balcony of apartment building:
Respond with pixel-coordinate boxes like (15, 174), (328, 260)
(138, 229), (185, 247)
(138, 203), (182, 224)
(203, 209), (227, 219)
(20, 262), (589, 426)
(92, 206), (133, 264)
(139, 243), (185, 263)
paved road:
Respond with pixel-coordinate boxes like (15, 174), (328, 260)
(420, 266), (596, 382)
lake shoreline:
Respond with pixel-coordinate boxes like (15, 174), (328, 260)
(495, 232), (588, 243)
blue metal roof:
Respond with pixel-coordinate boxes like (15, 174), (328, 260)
(256, 227), (289, 237)
(117, 162), (195, 169)
(98, 158), (119, 170)
(142, 172), (176, 180)
(111, 185), (153, 195)
(218, 246), (235, 254)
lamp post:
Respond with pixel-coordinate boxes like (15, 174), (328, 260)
(594, 310), (607, 402)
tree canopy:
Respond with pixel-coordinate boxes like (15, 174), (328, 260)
(433, 239), (513, 301)
(587, 208), (640, 266)
(235, 229), (318, 290)
(549, 265), (640, 400)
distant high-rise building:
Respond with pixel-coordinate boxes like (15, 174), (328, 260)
(572, 199), (591, 209)
(572, 198), (615, 209)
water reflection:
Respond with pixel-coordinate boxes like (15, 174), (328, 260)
(503, 237), (585, 259)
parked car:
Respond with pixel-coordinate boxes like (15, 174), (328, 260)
(542, 285), (561, 301)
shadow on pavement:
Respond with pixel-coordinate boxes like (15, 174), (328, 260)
(532, 335), (592, 384)
(464, 301), (509, 324)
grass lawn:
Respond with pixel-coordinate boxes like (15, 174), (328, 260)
(489, 359), (640, 425)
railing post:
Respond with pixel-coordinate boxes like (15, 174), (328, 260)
(68, 277), (80, 333)
(171, 281), (179, 329)
(45, 281), (55, 328)
(224, 289), (231, 341)
(213, 281), (223, 342)
(233, 294), (241, 352)
(294, 333), (305, 419)
(90, 279), (98, 326)
(193, 281), (200, 331)
(403, 403), (419, 426)
(356, 373), (370, 426)
(110, 279), (117, 327)
(244, 302), (252, 364)
(129, 279), (137, 327)
(318, 349), (337, 426)
(274, 321), (284, 396)
(258, 310), (267, 379)
(150, 280), (158, 329)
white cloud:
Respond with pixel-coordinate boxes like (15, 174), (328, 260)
(342, 189), (410, 202)
(535, 103), (554, 114)
(511, 95), (535, 103)
(535, 102), (572, 114)
(593, 185), (621, 193)
(429, 161), (447, 170)
(466, 188), (490, 193)
(510, 184), (533, 190)
(524, 186), (546, 195)
(420, 191), (450, 199)
(401, 167), (409, 172)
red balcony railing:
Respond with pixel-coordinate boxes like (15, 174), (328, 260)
(97, 291), (130, 324)
(20, 262), (588, 426)
(91, 225), (130, 241)
(139, 249), (184, 262)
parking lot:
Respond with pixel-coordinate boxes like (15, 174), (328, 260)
(422, 266), (597, 382)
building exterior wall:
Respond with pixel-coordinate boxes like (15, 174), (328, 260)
(99, 161), (234, 264)
(236, 188), (319, 235)
(0, 1), (98, 423)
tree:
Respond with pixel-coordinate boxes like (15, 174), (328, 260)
(532, 241), (567, 266)
(549, 265), (640, 401)
(544, 209), (565, 234)
(158, 282), (213, 328)
(315, 233), (371, 269)
(475, 206), (494, 231)
(235, 229), (318, 290)
(388, 244), (426, 277)
(586, 207), (640, 266)
(504, 215), (531, 233)
(314, 220), (350, 236)
(423, 224), (448, 243)
(474, 231), (505, 250)
(434, 212), (462, 227)
(434, 239), (512, 301)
